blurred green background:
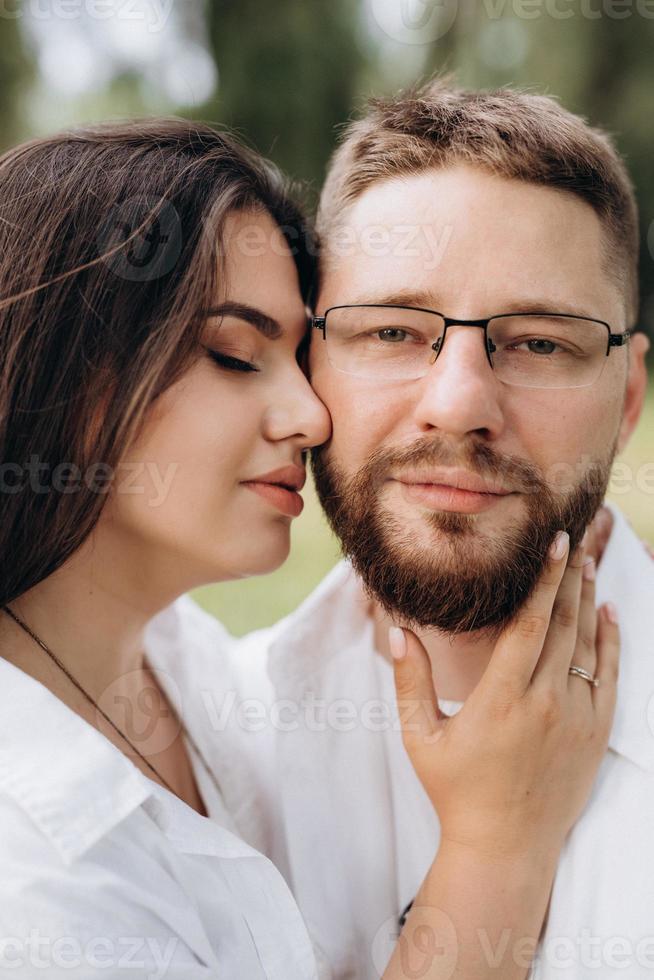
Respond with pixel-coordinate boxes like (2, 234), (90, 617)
(2, 0), (652, 633)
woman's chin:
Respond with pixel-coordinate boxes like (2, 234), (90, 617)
(188, 522), (292, 583)
(226, 534), (291, 579)
(245, 549), (290, 577)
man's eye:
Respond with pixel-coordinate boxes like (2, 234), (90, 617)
(207, 350), (259, 374)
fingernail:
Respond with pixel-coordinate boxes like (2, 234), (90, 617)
(388, 626), (407, 660)
(605, 602), (619, 625)
(549, 531), (569, 560)
(582, 557), (596, 581)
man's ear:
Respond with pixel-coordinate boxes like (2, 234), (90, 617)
(617, 331), (650, 454)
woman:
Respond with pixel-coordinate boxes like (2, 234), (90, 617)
(0, 119), (619, 978)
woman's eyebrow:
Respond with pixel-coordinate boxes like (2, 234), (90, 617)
(205, 302), (282, 339)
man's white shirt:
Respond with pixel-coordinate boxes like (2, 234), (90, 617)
(158, 499), (654, 979)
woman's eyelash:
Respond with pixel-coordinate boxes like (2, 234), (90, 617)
(207, 350), (259, 374)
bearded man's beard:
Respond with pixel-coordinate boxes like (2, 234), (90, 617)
(311, 435), (616, 640)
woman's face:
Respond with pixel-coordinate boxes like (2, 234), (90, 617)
(104, 208), (331, 587)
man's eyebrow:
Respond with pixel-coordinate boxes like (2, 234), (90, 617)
(342, 290), (435, 310)
(491, 297), (600, 320)
(205, 302), (283, 339)
(337, 291), (598, 320)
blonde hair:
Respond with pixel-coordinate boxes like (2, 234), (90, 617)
(317, 77), (639, 325)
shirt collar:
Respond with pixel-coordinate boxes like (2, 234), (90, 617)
(0, 593), (242, 867)
(0, 600), (264, 868)
(593, 500), (654, 772)
(268, 501), (654, 774)
(0, 655), (153, 866)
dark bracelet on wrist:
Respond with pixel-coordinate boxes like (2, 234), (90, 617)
(398, 898), (414, 929)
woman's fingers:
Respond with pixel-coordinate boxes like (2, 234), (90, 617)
(591, 604), (620, 715)
(478, 530), (571, 702)
(390, 626), (448, 746)
(563, 552), (600, 700)
(530, 535), (587, 690)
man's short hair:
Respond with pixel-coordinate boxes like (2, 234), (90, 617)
(317, 76), (639, 327)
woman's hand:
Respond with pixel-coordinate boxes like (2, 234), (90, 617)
(390, 518), (620, 866)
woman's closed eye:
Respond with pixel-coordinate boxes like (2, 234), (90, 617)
(206, 348), (260, 374)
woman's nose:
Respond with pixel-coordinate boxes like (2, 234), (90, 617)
(264, 369), (332, 448)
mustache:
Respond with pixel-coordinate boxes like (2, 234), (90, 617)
(353, 435), (544, 496)
(310, 435), (613, 635)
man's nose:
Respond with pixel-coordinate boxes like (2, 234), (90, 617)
(411, 325), (506, 437)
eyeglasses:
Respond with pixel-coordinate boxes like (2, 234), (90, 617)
(311, 304), (632, 389)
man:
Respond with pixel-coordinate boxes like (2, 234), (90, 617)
(150, 80), (653, 978)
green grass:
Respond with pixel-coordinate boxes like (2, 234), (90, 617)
(192, 384), (654, 636)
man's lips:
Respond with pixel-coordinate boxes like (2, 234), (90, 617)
(392, 468), (513, 496)
(392, 474), (515, 515)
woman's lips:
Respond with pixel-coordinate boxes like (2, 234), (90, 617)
(242, 481), (304, 517)
(396, 480), (514, 514)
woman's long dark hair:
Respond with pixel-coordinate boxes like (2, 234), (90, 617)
(0, 118), (315, 606)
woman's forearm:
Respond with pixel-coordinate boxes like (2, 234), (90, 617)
(383, 839), (558, 980)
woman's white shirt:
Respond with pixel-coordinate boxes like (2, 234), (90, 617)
(0, 612), (320, 979)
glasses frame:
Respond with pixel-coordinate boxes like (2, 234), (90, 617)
(312, 304), (633, 388)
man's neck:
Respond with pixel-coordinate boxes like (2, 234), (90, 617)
(370, 506), (614, 702)
(371, 601), (496, 702)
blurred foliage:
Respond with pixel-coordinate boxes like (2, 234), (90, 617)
(0, 14), (34, 149)
(202, 0), (367, 198)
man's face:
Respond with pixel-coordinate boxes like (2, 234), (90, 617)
(309, 163), (638, 638)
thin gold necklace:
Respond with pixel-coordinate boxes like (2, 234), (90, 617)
(2, 603), (224, 811)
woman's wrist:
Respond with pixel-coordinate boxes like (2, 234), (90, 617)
(438, 830), (563, 875)
(383, 839), (559, 980)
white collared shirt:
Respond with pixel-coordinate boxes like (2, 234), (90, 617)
(0, 605), (319, 978)
(159, 500), (654, 980)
